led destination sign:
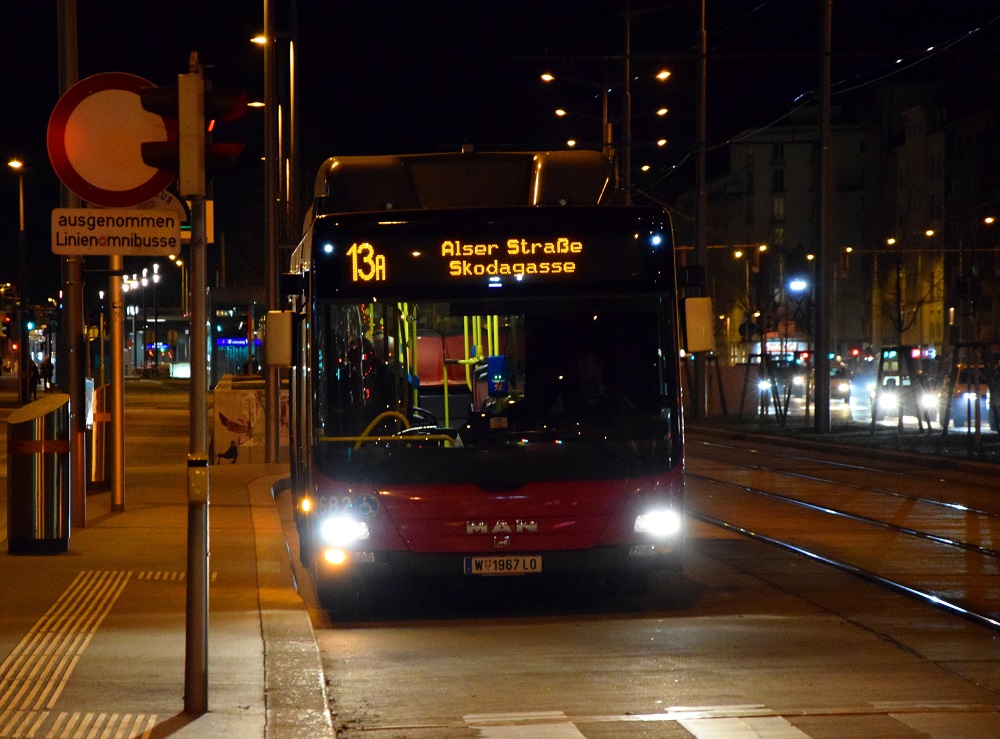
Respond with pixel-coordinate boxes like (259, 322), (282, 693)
(314, 207), (672, 294)
(347, 235), (584, 284)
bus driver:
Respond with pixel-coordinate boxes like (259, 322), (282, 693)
(547, 351), (632, 426)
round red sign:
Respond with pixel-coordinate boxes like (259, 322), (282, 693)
(47, 72), (175, 208)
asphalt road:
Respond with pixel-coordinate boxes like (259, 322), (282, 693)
(289, 433), (1000, 739)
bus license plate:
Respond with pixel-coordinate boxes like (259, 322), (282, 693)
(463, 555), (542, 576)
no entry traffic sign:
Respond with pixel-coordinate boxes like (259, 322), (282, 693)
(47, 72), (175, 208)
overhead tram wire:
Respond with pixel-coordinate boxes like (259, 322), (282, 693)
(642, 9), (1000, 194)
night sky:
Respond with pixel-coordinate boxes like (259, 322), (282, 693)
(2, 1), (998, 305)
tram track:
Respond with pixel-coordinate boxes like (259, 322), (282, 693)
(687, 509), (1000, 632)
(684, 434), (1000, 634)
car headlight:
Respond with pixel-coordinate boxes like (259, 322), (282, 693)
(919, 393), (938, 410)
(878, 392), (899, 411)
(836, 382), (850, 393)
(634, 509), (682, 537)
(319, 515), (370, 546)
(758, 380), (771, 391)
(793, 375), (805, 386)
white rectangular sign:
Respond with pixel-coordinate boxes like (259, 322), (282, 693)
(51, 207), (182, 256)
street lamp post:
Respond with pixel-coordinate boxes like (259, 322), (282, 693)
(123, 274), (146, 373)
(541, 67), (670, 191)
(8, 158), (29, 403)
(152, 265), (160, 370)
(141, 270), (149, 372)
(170, 255), (188, 316)
(98, 289), (106, 386)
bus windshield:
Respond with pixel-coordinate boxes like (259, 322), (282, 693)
(313, 296), (681, 485)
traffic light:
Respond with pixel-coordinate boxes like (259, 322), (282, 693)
(139, 75), (246, 197)
(0, 313), (10, 338)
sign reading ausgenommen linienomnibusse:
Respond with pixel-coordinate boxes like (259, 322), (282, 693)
(51, 207), (181, 256)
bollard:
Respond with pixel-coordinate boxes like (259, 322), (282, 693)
(7, 394), (72, 554)
(86, 384), (111, 488)
(184, 453), (210, 714)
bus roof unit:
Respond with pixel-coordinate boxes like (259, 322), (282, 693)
(313, 149), (615, 215)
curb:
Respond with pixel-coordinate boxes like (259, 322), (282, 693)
(252, 475), (335, 739)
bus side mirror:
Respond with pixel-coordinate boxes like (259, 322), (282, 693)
(263, 310), (294, 367)
(683, 297), (715, 354)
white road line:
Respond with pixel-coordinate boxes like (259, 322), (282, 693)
(678, 716), (812, 738)
(465, 712), (587, 738)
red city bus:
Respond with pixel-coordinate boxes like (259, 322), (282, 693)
(269, 150), (701, 615)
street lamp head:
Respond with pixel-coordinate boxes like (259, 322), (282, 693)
(8, 159), (24, 171)
(540, 73), (555, 82)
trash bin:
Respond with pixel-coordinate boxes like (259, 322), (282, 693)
(86, 384), (110, 488)
(7, 394), (71, 554)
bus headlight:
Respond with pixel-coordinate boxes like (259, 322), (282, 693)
(634, 509), (682, 537)
(919, 392), (939, 410)
(319, 516), (370, 546)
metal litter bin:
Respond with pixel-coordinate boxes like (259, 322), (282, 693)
(7, 394), (71, 554)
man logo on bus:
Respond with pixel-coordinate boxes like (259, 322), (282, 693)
(466, 519), (537, 534)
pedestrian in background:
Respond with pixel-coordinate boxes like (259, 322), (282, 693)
(40, 356), (53, 392)
(29, 360), (39, 400)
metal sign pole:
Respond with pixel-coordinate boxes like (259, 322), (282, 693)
(109, 256), (125, 511)
(181, 58), (210, 715)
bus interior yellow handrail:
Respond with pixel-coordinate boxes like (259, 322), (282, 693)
(318, 434), (455, 447)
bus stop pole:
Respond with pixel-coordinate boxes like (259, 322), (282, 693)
(185, 192), (209, 715)
(183, 60), (210, 714)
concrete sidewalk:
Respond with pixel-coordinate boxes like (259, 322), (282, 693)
(0, 382), (334, 738)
